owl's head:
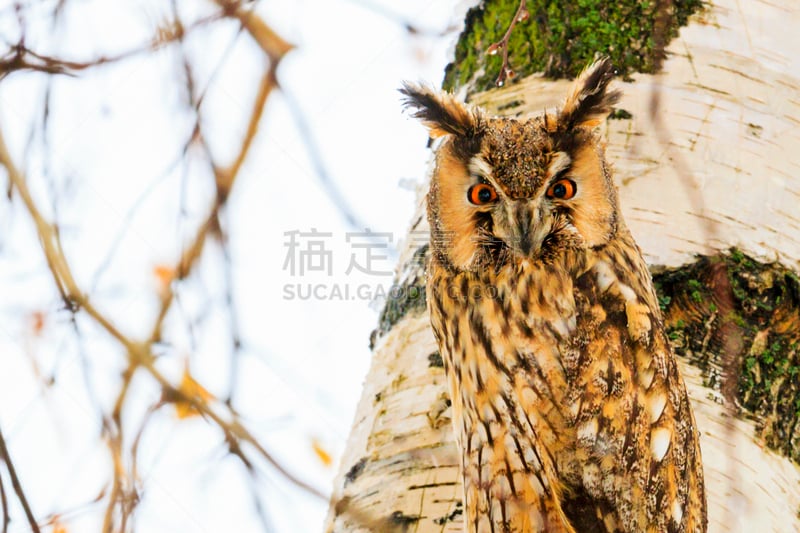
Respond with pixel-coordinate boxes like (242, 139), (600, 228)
(402, 58), (622, 272)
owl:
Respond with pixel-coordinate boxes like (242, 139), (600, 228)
(401, 58), (706, 533)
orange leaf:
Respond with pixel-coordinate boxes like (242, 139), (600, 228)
(29, 310), (46, 336)
(52, 518), (69, 533)
(175, 366), (214, 419)
(312, 438), (332, 467)
(153, 264), (175, 293)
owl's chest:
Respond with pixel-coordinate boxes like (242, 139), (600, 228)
(427, 261), (634, 435)
(429, 265), (591, 375)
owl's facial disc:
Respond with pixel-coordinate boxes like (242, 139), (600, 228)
(468, 153), (568, 260)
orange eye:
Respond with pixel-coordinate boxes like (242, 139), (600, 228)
(467, 183), (497, 205)
(546, 179), (577, 200)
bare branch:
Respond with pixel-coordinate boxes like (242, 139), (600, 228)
(487, 0), (529, 87)
(0, 423), (40, 533)
(0, 14), (223, 80)
(0, 467), (9, 533)
(215, 0), (294, 64)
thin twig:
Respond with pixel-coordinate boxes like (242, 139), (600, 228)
(0, 424), (41, 533)
(149, 66), (277, 345)
(152, 371), (325, 499)
(487, 0), (529, 87)
(341, 0), (455, 36)
(215, 0), (294, 64)
(88, 150), (187, 294)
(281, 91), (371, 231)
(0, 467), (9, 533)
(219, 221), (244, 406)
(0, 14), (223, 80)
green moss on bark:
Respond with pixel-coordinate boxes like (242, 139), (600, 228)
(654, 250), (800, 464)
(444, 0), (703, 93)
(370, 245), (429, 348)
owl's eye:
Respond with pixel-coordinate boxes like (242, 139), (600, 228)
(546, 179), (577, 200)
(467, 183), (498, 205)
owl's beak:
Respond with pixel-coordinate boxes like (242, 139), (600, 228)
(505, 202), (552, 257)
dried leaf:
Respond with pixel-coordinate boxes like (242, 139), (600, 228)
(175, 366), (214, 419)
(29, 310), (46, 336)
(312, 438), (332, 467)
(52, 518), (69, 533)
(153, 264), (175, 294)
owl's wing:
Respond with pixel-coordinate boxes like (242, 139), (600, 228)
(570, 261), (706, 533)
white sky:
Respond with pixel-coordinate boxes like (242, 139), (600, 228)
(0, 0), (465, 531)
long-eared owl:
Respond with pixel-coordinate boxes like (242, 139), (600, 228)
(401, 58), (707, 532)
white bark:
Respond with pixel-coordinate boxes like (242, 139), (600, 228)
(325, 1), (800, 531)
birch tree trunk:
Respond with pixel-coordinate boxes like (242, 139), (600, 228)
(325, 1), (800, 531)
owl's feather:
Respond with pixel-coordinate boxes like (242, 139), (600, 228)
(559, 58), (623, 130)
(400, 82), (481, 139)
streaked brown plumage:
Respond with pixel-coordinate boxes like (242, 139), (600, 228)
(401, 58), (707, 532)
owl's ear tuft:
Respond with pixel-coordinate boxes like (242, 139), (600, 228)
(400, 83), (481, 138)
(559, 57), (622, 130)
